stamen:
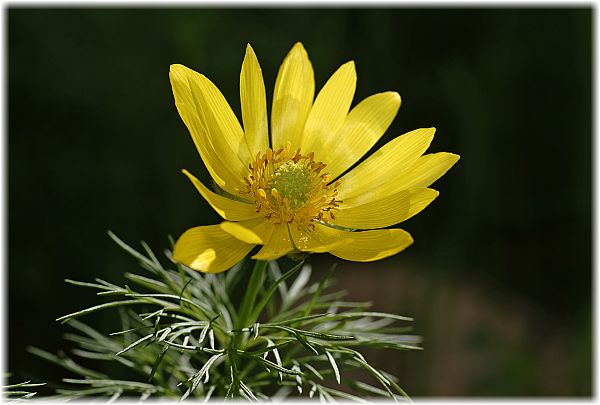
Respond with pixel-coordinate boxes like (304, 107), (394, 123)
(240, 147), (342, 227)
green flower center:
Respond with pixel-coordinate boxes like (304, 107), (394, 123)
(242, 146), (341, 226)
(271, 161), (312, 209)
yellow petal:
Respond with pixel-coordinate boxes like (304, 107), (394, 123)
(336, 127), (436, 202)
(271, 42), (314, 150)
(299, 61), (356, 154)
(314, 224), (414, 262)
(289, 224), (347, 253)
(341, 152), (459, 207)
(182, 169), (260, 221)
(322, 92), (401, 180)
(392, 152), (460, 189)
(240, 44), (269, 157)
(220, 223), (262, 245)
(170, 64), (245, 194)
(252, 223), (293, 260)
(173, 225), (254, 273)
(332, 188), (439, 229)
(220, 217), (272, 245)
(186, 69), (252, 169)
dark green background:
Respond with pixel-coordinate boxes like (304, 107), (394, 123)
(8, 8), (592, 396)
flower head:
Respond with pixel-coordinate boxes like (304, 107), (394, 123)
(170, 43), (459, 273)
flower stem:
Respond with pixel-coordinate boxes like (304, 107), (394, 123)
(227, 260), (267, 397)
(236, 260), (268, 331)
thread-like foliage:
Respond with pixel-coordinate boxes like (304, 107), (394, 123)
(29, 232), (420, 401)
(2, 377), (46, 401)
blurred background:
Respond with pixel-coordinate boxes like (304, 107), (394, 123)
(8, 7), (591, 397)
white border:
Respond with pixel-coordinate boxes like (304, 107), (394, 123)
(0, 1), (595, 403)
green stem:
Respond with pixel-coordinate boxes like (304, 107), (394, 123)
(226, 260), (267, 398)
(226, 344), (240, 398)
(236, 260), (268, 330)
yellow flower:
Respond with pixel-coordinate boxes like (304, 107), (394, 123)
(170, 43), (459, 273)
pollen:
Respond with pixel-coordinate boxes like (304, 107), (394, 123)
(240, 143), (341, 228)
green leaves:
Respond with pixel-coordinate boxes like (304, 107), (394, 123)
(325, 351), (341, 384)
(2, 379), (46, 400)
(180, 353), (225, 401)
(56, 299), (147, 324)
(247, 259), (305, 323)
(32, 232), (419, 401)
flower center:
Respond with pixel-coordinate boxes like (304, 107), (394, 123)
(240, 143), (341, 227)
(271, 162), (312, 209)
